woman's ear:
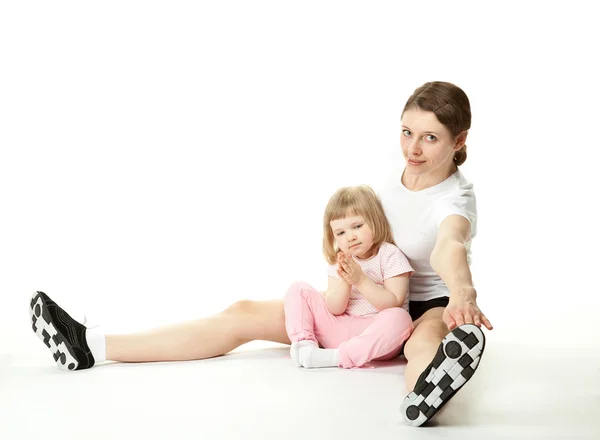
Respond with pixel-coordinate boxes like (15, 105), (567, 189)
(455, 130), (468, 150)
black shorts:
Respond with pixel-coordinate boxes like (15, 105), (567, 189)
(409, 296), (449, 321)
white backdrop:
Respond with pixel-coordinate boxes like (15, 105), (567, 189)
(1, 1), (599, 356)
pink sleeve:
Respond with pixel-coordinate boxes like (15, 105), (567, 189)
(381, 243), (414, 279)
(327, 263), (340, 279)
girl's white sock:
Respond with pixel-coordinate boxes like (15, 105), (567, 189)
(298, 341), (340, 368)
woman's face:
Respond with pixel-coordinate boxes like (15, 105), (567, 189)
(400, 109), (466, 177)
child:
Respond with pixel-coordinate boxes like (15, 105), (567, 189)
(284, 185), (414, 369)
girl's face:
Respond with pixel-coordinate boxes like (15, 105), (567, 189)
(330, 214), (375, 260)
(400, 109), (466, 177)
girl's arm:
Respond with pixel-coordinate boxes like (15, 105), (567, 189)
(431, 214), (493, 330)
(354, 274), (410, 311)
(338, 252), (410, 311)
(324, 276), (351, 315)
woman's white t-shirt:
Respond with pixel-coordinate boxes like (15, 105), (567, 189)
(378, 168), (477, 302)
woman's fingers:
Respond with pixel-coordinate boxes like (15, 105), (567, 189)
(452, 311), (466, 328)
(463, 311), (475, 325)
(444, 313), (457, 330)
(472, 304), (493, 330)
(481, 313), (494, 330)
(446, 299), (493, 331)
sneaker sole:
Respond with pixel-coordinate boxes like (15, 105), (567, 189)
(30, 291), (80, 371)
(400, 324), (486, 426)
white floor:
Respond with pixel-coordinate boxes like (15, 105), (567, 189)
(1, 331), (599, 440)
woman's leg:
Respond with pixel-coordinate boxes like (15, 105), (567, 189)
(403, 307), (448, 391)
(336, 308), (413, 368)
(31, 290), (290, 369)
(106, 299), (290, 362)
(401, 308), (487, 427)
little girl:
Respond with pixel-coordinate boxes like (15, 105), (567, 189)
(284, 185), (414, 369)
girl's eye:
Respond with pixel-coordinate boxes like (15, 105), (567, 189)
(336, 232), (344, 236)
(354, 224), (363, 229)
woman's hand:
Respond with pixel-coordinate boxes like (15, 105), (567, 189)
(337, 252), (365, 286)
(443, 288), (493, 331)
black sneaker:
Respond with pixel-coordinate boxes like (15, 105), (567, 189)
(400, 323), (486, 426)
(30, 291), (95, 371)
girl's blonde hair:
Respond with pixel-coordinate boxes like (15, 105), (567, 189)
(322, 185), (396, 264)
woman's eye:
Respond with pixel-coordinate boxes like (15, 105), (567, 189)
(402, 129), (411, 136)
(425, 134), (437, 142)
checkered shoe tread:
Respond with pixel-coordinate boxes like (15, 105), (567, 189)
(400, 324), (486, 426)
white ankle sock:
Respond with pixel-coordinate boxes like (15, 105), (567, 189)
(298, 341), (340, 368)
(86, 326), (106, 363)
(290, 342), (302, 367)
(290, 341), (318, 367)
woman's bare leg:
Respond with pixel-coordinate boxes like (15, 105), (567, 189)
(403, 308), (448, 391)
(106, 299), (290, 363)
(401, 307), (487, 426)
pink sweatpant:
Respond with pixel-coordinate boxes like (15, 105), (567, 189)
(283, 281), (414, 369)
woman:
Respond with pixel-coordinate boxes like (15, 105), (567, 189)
(380, 81), (492, 426)
(30, 81), (492, 427)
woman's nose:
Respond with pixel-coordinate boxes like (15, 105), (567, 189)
(408, 139), (422, 155)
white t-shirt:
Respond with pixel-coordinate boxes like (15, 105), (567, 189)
(377, 168), (477, 302)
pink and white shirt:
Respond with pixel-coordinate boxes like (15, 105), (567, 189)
(327, 242), (414, 317)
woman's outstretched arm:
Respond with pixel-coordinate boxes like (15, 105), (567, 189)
(430, 215), (493, 331)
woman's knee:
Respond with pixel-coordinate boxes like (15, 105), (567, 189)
(403, 318), (449, 359)
(223, 299), (288, 343)
(224, 299), (257, 316)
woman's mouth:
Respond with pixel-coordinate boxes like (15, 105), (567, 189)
(408, 159), (425, 166)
